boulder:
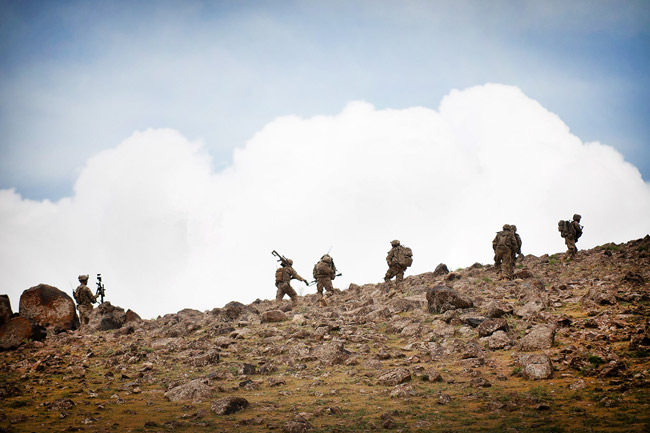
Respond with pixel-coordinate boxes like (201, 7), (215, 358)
(165, 379), (213, 402)
(478, 318), (509, 337)
(377, 368), (411, 386)
(485, 301), (513, 318)
(261, 310), (288, 323)
(211, 396), (249, 415)
(87, 302), (127, 331)
(432, 263), (449, 277)
(0, 316), (46, 350)
(581, 288), (617, 307)
(282, 420), (313, 433)
(19, 284), (79, 331)
(222, 301), (247, 321)
(125, 309), (142, 323)
(483, 330), (514, 350)
(519, 325), (556, 351)
(425, 286), (473, 313)
(0, 295), (12, 326)
(517, 353), (553, 380)
(311, 342), (350, 365)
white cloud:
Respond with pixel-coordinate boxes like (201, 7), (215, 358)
(1, 84), (649, 319)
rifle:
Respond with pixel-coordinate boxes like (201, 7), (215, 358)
(95, 274), (105, 304)
(271, 250), (291, 266)
(308, 272), (342, 286)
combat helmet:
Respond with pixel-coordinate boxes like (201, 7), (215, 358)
(391, 240), (400, 247)
(285, 258), (293, 266)
(78, 274), (89, 282)
(502, 224), (510, 230)
(573, 214), (581, 222)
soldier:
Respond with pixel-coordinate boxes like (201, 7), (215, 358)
(313, 254), (337, 298)
(384, 240), (413, 287)
(492, 225), (517, 280)
(559, 214), (583, 261)
(73, 274), (97, 326)
(275, 258), (308, 307)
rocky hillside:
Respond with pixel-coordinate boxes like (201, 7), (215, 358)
(1, 237), (649, 432)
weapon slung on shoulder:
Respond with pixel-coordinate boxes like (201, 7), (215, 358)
(271, 250), (290, 266)
(95, 273), (105, 304)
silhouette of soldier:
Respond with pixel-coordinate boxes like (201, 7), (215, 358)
(73, 274), (97, 326)
(275, 258), (308, 307)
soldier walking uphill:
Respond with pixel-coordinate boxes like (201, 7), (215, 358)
(313, 254), (337, 298)
(493, 225), (518, 280)
(73, 274), (97, 326)
(384, 240), (413, 289)
(275, 257), (308, 307)
(558, 214), (583, 261)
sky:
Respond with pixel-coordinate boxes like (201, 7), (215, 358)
(1, 1), (649, 318)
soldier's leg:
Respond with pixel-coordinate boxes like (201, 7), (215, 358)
(384, 267), (396, 282)
(316, 279), (324, 295)
(275, 284), (285, 302)
(502, 251), (514, 280)
(494, 251), (503, 277)
(323, 278), (334, 294)
(286, 286), (298, 307)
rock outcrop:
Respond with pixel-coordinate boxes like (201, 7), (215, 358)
(19, 284), (78, 331)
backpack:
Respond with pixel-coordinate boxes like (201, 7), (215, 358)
(558, 220), (575, 238)
(73, 287), (82, 304)
(495, 230), (515, 249)
(275, 267), (285, 284)
(314, 260), (331, 277)
(396, 246), (413, 267)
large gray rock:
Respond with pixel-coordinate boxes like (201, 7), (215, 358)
(478, 318), (509, 337)
(19, 284), (79, 331)
(483, 330), (514, 350)
(519, 325), (556, 351)
(0, 295), (12, 326)
(261, 310), (288, 323)
(87, 302), (127, 331)
(165, 379), (213, 402)
(311, 342), (350, 365)
(517, 353), (553, 380)
(0, 316), (46, 350)
(581, 288), (617, 307)
(425, 286), (473, 313)
(433, 263), (450, 277)
(211, 396), (249, 415)
(377, 368), (411, 386)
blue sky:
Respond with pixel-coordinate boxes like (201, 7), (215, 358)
(1, 0), (649, 200)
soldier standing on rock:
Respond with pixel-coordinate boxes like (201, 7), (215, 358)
(313, 254), (337, 299)
(73, 274), (97, 326)
(384, 240), (413, 289)
(492, 225), (517, 280)
(558, 214), (583, 261)
(275, 258), (308, 307)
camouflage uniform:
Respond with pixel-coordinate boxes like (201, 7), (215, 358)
(74, 275), (97, 325)
(313, 254), (337, 296)
(512, 225), (523, 262)
(563, 214), (583, 260)
(493, 225), (517, 280)
(275, 260), (307, 306)
(384, 240), (411, 284)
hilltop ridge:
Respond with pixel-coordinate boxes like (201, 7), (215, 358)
(0, 237), (649, 432)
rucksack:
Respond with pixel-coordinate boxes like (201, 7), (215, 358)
(558, 220), (575, 238)
(495, 230), (515, 249)
(73, 287), (82, 304)
(396, 246), (413, 267)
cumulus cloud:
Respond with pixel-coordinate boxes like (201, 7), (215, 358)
(1, 84), (649, 318)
